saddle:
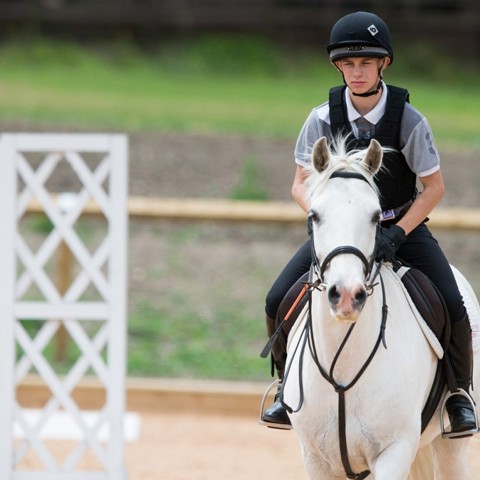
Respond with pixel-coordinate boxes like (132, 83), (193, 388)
(276, 262), (452, 432)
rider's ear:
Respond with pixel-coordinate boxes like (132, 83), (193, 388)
(381, 57), (391, 70)
(332, 60), (343, 73)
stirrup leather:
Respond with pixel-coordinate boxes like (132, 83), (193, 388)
(440, 388), (480, 438)
(258, 379), (292, 430)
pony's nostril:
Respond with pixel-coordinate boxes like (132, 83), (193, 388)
(354, 287), (367, 308)
(328, 285), (341, 306)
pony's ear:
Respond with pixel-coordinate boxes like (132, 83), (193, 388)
(363, 139), (383, 175)
(312, 137), (330, 173)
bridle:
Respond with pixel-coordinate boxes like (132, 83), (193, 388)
(282, 170), (388, 480)
(309, 170), (381, 291)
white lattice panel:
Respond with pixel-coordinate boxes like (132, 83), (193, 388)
(0, 134), (128, 480)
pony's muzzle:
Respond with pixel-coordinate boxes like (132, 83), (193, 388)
(328, 283), (367, 322)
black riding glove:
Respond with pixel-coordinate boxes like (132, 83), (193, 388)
(375, 225), (407, 263)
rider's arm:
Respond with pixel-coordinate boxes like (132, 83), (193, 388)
(291, 164), (310, 213)
(396, 169), (445, 234)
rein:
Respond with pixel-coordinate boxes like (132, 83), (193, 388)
(282, 170), (387, 480)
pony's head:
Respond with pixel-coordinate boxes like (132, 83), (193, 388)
(307, 136), (383, 323)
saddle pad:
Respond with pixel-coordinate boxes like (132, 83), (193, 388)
(392, 266), (444, 359)
(452, 265), (480, 352)
(470, 308), (480, 352)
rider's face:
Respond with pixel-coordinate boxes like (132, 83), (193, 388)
(335, 57), (388, 95)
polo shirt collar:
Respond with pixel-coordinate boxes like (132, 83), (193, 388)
(344, 81), (387, 125)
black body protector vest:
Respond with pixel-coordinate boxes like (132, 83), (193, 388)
(329, 84), (417, 212)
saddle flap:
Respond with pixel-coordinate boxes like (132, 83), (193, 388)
(396, 265), (450, 357)
(276, 272), (309, 337)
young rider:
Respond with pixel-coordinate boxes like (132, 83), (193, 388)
(262, 11), (477, 437)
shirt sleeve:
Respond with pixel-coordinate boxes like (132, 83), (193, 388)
(294, 104), (331, 167)
(401, 111), (441, 178)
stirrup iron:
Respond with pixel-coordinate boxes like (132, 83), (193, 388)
(258, 379), (292, 430)
(440, 388), (480, 439)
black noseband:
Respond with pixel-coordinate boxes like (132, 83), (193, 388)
(320, 245), (371, 280)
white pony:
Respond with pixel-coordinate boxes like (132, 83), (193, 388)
(282, 136), (480, 480)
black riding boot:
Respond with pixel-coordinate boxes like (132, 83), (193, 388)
(445, 315), (478, 436)
(262, 370), (291, 427)
(261, 314), (291, 428)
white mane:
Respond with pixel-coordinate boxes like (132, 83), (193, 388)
(305, 135), (381, 199)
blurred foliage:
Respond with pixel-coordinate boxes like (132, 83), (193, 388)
(154, 34), (285, 77)
(0, 33), (477, 147)
(0, 31), (475, 82)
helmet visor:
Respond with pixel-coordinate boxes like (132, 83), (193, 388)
(329, 45), (390, 62)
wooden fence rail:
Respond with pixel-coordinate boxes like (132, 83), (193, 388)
(26, 195), (480, 231)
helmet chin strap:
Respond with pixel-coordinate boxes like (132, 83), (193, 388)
(351, 78), (383, 97)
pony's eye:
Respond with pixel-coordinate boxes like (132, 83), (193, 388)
(372, 210), (381, 224)
(308, 211), (320, 224)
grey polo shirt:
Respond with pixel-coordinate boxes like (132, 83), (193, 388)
(294, 82), (440, 178)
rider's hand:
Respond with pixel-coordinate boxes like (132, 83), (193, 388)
(375, 225), (407, 262)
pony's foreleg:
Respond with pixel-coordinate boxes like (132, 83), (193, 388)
(300, 448), (343, 480)
(407, 446), (434, 480)
(370, 439), (419, 480)
(430, 435), (471, 480)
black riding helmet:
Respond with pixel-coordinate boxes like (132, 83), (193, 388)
(327, 11), (394, 64)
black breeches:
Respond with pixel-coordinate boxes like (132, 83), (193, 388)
(265, 223), (465, 324)
(265, 240), (312, 319)
(396, 223), (466, 323)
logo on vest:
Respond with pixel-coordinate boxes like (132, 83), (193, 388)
(380, 209), (395, 221)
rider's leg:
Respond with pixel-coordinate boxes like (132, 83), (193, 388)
(397, 223), (477, 435)
(262, 240), (311, 427)
(261, 313), (290, 426)
(445, 313), (477, 434)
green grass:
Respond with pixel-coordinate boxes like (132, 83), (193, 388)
(0, 35), (478, 148)
(125, 221), (277, 381)
(128, 300), (267, 380)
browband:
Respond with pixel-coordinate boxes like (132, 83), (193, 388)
(330, 171), (369, 183)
